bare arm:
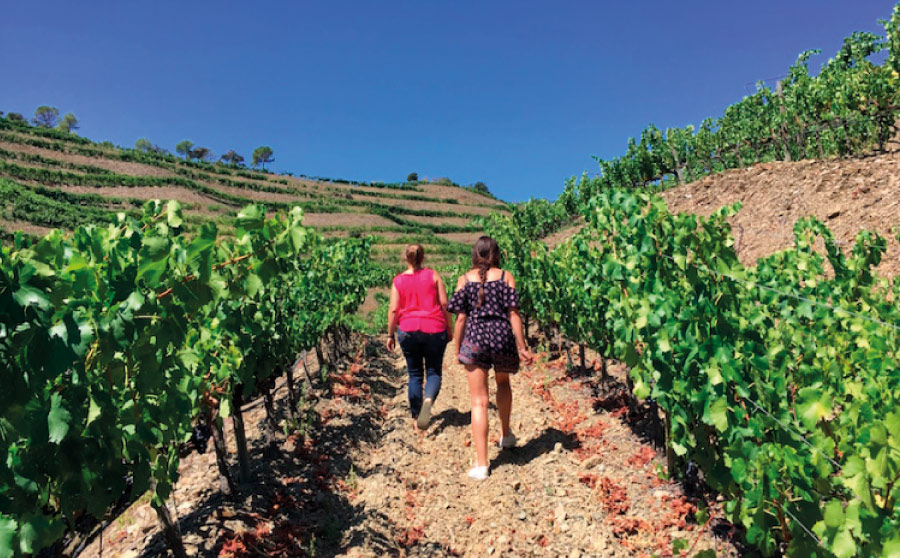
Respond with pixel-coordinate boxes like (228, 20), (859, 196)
(454, 313), (467, 354)
(452, 275), (468, 353)
(386, 282), (400, 351)
(434, 271), (453, 332)
(505, 272), (534, 366)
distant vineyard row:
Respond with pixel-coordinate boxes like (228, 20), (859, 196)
(574, 9), (900, 205)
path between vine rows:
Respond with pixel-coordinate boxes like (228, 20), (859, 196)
(79, 338), (741, 558)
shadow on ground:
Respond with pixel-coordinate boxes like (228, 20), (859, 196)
(135, 338), (412, 558)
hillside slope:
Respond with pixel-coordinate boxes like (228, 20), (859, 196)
(0, 121), (508, 271)
(661, 151), (900, 278)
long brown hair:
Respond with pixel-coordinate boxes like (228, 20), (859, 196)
(405, 244), (424, 268)
(472, 236), (500, 308)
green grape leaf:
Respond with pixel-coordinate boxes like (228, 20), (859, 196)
(86, 395), (102, 427)
(0, 517), (16, 558)
(882, 536), (900, 558)
(137, 236), (171, 285)
(47, 393), (71, 443)
(166, 200), (183, 228)
(13, 286), (50, 311)
(708, 397), (728, 432)
(796, 387), (830, 430)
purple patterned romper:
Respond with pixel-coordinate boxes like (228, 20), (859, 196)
(447, 271), (521, 373)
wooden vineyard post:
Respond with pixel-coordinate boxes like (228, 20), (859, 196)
(150, 480), (188, 558)
(663, 410), (676, 475)
(231, 384), (253, 484)
(284, 359), (299, 422)
(262, 380), (279, 448)
(734, 145), (744, 168)
(776, 81), (793, 162)
(315, 344), (327, 374)
(579, 343), (586, 372)
(668, 145), (683, 185)
(814, 126), (825, 158)
(207, 409), (236, 498)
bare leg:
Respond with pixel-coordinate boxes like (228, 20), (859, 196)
(495, 372), (512, 437)
(465, 365), (490, 467)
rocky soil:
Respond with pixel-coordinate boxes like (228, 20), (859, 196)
(77, 336), (743, 558)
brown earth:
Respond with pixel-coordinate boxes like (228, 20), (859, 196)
(77, 337), (740, 558)
(52, 185), (221, 206)
(0, 140), (176, 178)
(403, 215), (476, 228)
(437, 232), (485, 245)
(661, 152), (900, 277)
(0, 218), (52, 237)
(302, 213), (399, 228)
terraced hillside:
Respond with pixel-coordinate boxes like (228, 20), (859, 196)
(0, 118), (508, 272)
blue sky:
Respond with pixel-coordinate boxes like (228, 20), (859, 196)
(0, 1), (895, 201)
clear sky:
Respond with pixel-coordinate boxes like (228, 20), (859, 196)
(1, 1), (895, 201)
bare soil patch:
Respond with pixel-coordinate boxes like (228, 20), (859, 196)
(543, 221), (586, 249)
(303, 212), (398, 228)
(0, 218), (52, 237)
(662, 152), (900, 277)
(349, 195), (494, 217)
(75, 335), (740, 558)
(50, 185), (221, 206)
(198, 181), (308, 204)
(0, 140), (176, 178)
(436, 232), (485, 245)
(403, 215), (476, 228)
(418, 183), (509, 208)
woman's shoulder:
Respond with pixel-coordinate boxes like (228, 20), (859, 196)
(500, 269), (516, 288)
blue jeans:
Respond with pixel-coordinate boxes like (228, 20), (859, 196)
(397, 329), (449, 418)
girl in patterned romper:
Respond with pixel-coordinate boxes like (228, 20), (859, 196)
(448, 236), (534, 480)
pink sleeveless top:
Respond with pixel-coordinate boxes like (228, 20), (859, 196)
(393, 268), (447, 334)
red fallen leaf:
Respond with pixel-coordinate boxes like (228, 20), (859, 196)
(598, 477), (630, 515)
(579, 473), (599, 488)
(463, 440), (471, 447)
(607, 516), (650, 537)
(626, 446), (657, 467)
(536, 535), (550, 547)
(465, 516), (475, 526)
(397, 525), (425, 547)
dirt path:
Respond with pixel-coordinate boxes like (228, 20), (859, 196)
(336, 343), (740, 558)
(76, 338), (741, 558)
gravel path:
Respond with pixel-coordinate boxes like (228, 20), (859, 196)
(76, 337), (742, 558)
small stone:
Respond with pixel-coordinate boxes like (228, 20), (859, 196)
(497, 535), (510, 546)
(518, 511), (527, 521)
(570, 550), (581, 558)
(653, 490), (668, 499)
(581, 455), (602, 469)
(183, 533), (202, 545)
(488, 547), (495, 554)
(554, 442), (563, 453)
(555, 504), (567, 524)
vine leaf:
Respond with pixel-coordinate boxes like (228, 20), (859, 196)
(0, 517), (15, 558)
(47, 393), (71, 444)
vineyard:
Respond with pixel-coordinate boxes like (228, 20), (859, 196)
(0, 117), (507, 273)
(483, 5), (900, 557)
(3, 3), (900, 558)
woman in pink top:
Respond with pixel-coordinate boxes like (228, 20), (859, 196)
(387, 244), (452, 430)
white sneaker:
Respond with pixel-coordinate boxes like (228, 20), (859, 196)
(467, 465), (489, 480)
(498, 434), (517, 449)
